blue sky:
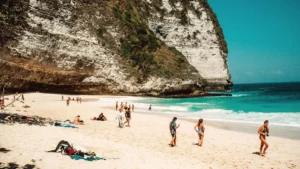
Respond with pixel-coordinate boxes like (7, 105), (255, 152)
(209, 0), (300, 84)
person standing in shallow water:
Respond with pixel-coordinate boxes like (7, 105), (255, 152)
(194, 118), (205, 146)
(149, 104), (152, 111)
(258, 120), (270, 156)
(169, 117), (180, 147)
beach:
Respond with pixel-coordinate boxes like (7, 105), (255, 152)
(0, 93), (300, 169)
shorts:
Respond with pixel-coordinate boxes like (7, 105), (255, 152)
(127, 118), (131, 122)
(171, 132), (176, 137)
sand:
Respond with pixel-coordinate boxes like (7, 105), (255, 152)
(0, 93), (299, 169)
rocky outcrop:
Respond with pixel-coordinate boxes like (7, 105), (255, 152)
(0, 0), (232, 96)
(146, 0), (232, 90)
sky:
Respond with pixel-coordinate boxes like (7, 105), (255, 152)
(209, 0), (300, 84)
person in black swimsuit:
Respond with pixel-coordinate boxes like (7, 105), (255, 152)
(258, 120), (270, 156)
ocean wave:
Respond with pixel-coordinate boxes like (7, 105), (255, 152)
(152, 108), (300, 127)
(232, 94), (250, 97)
(134, 103), (189, 111)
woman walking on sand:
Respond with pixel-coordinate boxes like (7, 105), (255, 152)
(258, 120), (269, 156)
(194, 118), (205, 146)
(169, 117), (180, 147)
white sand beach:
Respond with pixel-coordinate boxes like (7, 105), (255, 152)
(0, 93), (299, 169)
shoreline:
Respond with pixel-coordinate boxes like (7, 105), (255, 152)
(127, 110), (300, 141)
(100, 105), (300, 141)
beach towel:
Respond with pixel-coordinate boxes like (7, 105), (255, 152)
(70, 155), (106, 161)
(53, 122), (78, 128)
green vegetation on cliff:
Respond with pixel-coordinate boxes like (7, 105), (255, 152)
(110, 0), (198, 82)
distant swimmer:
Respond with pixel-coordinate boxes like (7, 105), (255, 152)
(258, 120), (269, 156)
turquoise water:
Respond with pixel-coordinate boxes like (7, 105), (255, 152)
(131, 82), (300, 127)
(100, 82), (300, 127)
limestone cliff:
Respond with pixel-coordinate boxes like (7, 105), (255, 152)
(0, 0), (232, 96)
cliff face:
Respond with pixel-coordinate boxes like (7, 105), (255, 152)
(0, 0), (232, 96)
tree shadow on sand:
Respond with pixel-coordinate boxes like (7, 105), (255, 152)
(0, 148), (10, 153)
(0, 162), (36, 169)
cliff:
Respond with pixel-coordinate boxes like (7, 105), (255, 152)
(0, 0), (232, 96)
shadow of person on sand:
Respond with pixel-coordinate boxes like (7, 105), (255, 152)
(252, 152), (261, 155)
(0, 148), (10, 153)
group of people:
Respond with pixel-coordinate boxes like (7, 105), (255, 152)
(116, 101), (134, 112)
(169, 117), (270, 156)
(63, 96), (82, 106)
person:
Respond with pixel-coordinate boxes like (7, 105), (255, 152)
(66, 99), (70, 106)
(194, 118), (205, 146)
(116, 109), (125, 128)
(116, 101), (118, 111)
(132, 104), (134, 112)
(121, 102), (124, 109)
(72, 98), (75, 101)
(47, 140), (96, 157)
(4, 116), (14, 123)
(258, 120), (270, 156)
(169, 117), (180, 147)
(149, 104), (152, 111)
(62, 95), (64, 100)
(125, 102), (128, 109)
(97, 113), (107, 121)
(21, 94), (25, 101)
(79, 98), (82, 104)
(73, 115), (84, 125)
(76, 97), (79, 103)
(124, 108), (131, 127)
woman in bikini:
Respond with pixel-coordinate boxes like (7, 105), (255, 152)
(258, 120), (269, 156)
(194, 118), (205, 146)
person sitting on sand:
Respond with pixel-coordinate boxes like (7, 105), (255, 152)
(124, 108), (131, 127)
(169, 117), (180, 147)
(97, 113), (107, 121)
(258, 120), (270, 156)
(194, 118), (205, 146)
(47, 140), (96, 157)
(72, 115), (84, 125)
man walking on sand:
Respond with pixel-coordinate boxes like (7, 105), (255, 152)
(169, 117), (180, 147)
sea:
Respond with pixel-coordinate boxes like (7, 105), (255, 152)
(100, 82), (300, 127)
